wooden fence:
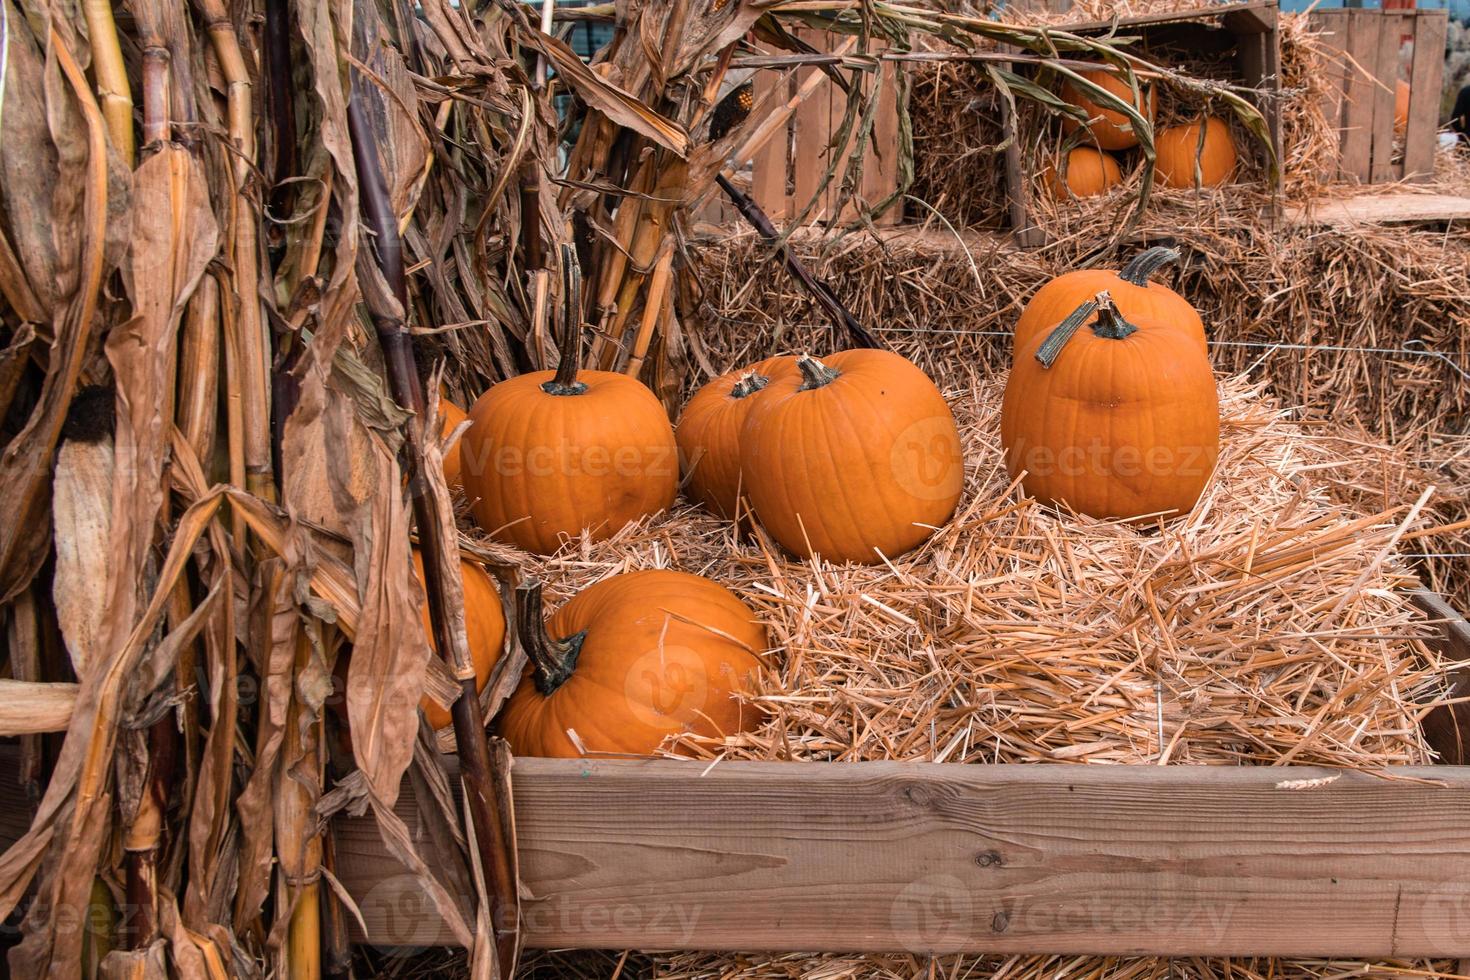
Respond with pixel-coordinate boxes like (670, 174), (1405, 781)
(1310, 8), (1448, 183)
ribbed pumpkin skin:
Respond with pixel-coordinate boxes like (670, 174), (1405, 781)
(1156, 118), (1237, 189)
(739, 350), (963, 564)
(414, 552), (505, 730)
(1001, 317), (1220, 521)
(1043, 147), (1123, 199)
(497, 570), (767, 758)
(675, 356), (797, 518)
(1014, 265), (1205, 357)
(460, 370), (677, 554)
(1061, 70), (1156, 150)
(438, 397), (468, 491)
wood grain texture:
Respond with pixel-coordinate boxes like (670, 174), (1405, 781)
(332, 758), (1470, 955)
(1339, 10), (1377, 181)
(1311, 10), (1350, 182)
(1403, 11), (1448, 182)
(1286, 193), (1470, 227)
(1368, 12), (1403, 184)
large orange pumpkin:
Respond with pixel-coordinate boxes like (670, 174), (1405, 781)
(1155, 117), (1237, 189)
(675, 356), (798, 518)
(739, 350), (963, 563)
(1395, 80), (1410, 136)
(1001, 293), (1220, 521)
(1014, 247), (1204, 356)
(438, 396), (468, 491)
(498, 570), (767, 757)
(1061, 68), (1156, 151)
(459, 319), (677, 554)
(1043, 146), (1123, 200)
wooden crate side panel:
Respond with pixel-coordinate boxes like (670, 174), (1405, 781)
(1404, 10), (1448, 182)
(748, 57), (789, 220)
(1339, 10), (1379, 181)
(1309, 10), (1351, 182)
(333, 759), (1470, 954)
(1369, 11), (1407, 183)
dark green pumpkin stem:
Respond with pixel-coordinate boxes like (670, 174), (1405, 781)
(796, 355), (840, 390)
(1118, 246), (1181, 287)
(730, 371), (769, 399)
(1035, 291), (1138, 368)
(516, 580), (586, 696)
(543, 243), (588, 396)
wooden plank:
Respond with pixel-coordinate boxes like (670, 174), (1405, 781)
(748, 59), (788, 219)
(1368, 11), (1404, 183)
(1414, 590), (1470, 766)
(862, 47), (901, 225)
(1285, 193), (1470, 227)
(1403, 10), (1448, 182)
(1311, 10), (1351, 184)
(1066, 0), (1276, 36)
(334, 758), (1470, 955)
(1338, 9), (1378, 181)
(791, 29), (827, 223)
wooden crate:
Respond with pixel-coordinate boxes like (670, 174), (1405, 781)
(313, 590), (1470, 954)
(1309, 8), (1448, 184)
(1008, 0), (1285, 248)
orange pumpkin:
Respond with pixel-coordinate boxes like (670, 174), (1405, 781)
(1044, 147), (1123, 200)
(1395, 80), (1410, 136)
(675, 356), (798, 518)
(1014, 247), (1204, 356)
(739, 350), (963, 563)
(1155, 117), (1237, 189)
(1061, 68), (1156, 151)
(498, 570), (767, 757)
(333, 552), (507, 732)
(1001, 293), (1220, 521)
(438, 396), (468, 491)
(459, 317), (677, 554)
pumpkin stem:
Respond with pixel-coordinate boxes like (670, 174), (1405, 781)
(1034, 295), (1101, 368)
(543, 244), (588, 396)
(1118, 246), (1180, 287)
(796, 355), (840, 390)
(730, 371), (770, 400)
(515, 580), (586, 696)
(1091, 292), (1138, 341)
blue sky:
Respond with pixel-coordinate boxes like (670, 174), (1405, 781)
(1278, 0), (1467, 14)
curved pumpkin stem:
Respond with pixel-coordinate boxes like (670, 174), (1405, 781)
(515, 580), (586, 696)
(544, 244), (588, 396)
(729, 371), (769, 400)
(1118, 246), (1180, 287)
(796, 355), (841, 391)
(1034, 295), (1101, 368)
(1091, 294), (1138, 341)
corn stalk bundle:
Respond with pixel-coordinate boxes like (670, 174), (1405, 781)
(0, 0), (1272, 974)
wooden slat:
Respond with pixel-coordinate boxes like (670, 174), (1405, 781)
(1066, 0), (1276, 36)
(862, 47), (901, 225)
(1286, 192), (1470, 228)
(748, 57), (788, 219)
(1368, 11), (1404, 183)
(334, 758), (1470, 954)
(1311, 10), (1351, 183)
(1338, 9), (1378, 181)
(1403, 10), (1449, 182)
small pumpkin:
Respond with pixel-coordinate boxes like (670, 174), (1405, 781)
(739, 349), (963, 563)
(438, 396), (468, 491)
(333, 552), (507, 732)
(1061, 69), (1156, 151)
(675, 356), (798, 518)
(1155, 117), (1237, 189)
(1014, 247), (1205, 356)
(460, 282), (677, 554)
(1395, 80), (1410, 136)
(1001, 293), (1220, 521)
(1043, 146), (1123, 200)
(497, 570), (767, 758)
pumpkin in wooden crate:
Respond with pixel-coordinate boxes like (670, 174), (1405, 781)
(334, 552), (507, 732)
(1060, 68), (1156, 151)
(498, 570), (767, 757)
(460, 308), (677, 554)
(1155, 117), (1237, 189)
(676, 356), (798, 519)
(1001, 293), (1219, 521)
(739, 350), (963, 563)
(1014, 247), (1204, 355)
(438, 396), (468, 491)
(1043, 146), (1123, 200)
(1395, 80), (1410, 136)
